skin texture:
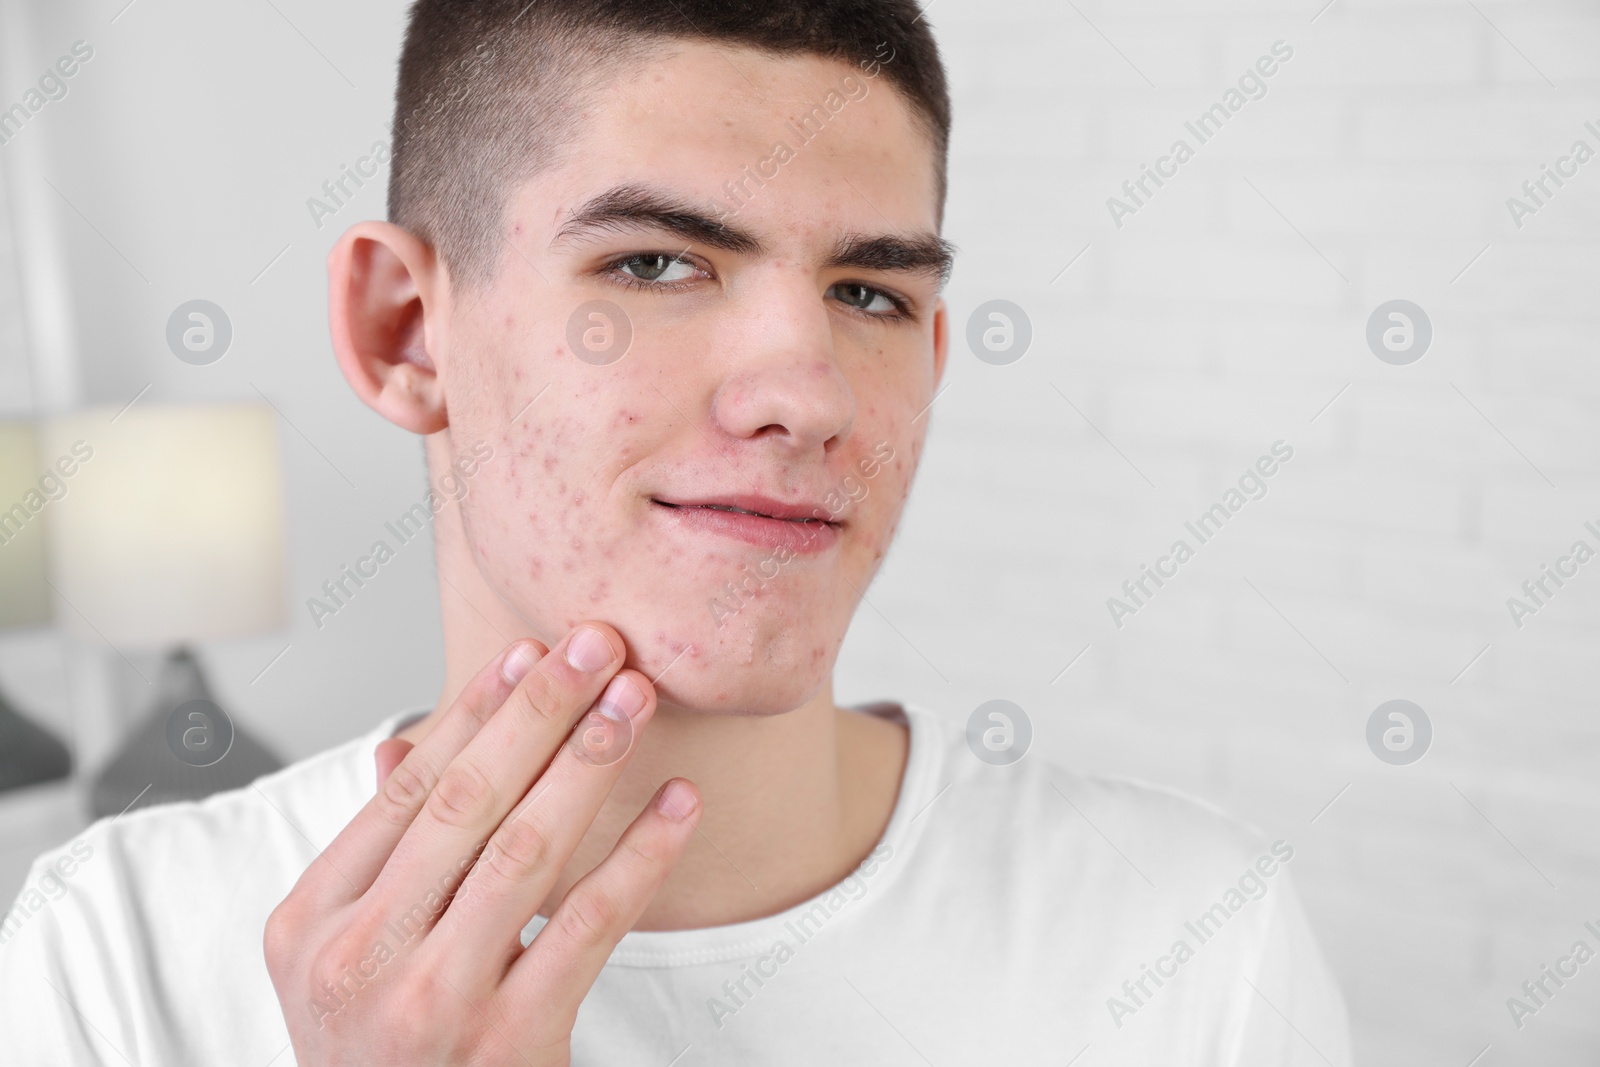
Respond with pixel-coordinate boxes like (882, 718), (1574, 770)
(324, 39), (947, 949)
(427, 44), (945, 719)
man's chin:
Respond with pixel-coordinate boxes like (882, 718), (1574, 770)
(654, 681), (829, 718)
(645, 650), (833, 718)
(555, 594), (842, 715)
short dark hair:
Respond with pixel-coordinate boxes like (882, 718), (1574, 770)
(388, 0), (951, 290)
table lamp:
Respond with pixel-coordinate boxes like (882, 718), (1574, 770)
(41, 402), (290, 817)
(0, 420), (73, 793)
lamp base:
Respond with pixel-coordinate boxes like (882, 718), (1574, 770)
(0, 688), (72, 795)
(89, 647), (283, 819)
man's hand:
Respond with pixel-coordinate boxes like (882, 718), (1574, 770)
(264, 624), (700, 1065)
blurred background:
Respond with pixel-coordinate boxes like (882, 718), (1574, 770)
(1, 0), (1597, 1062)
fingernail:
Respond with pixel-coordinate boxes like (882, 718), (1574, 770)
(565, 627), (613, 673)
(595, 676), (645, 721)
(655, 780), (697, 821)
(502, 643), (537, 686)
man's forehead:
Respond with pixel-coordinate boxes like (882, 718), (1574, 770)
(545, 41), (941, 220)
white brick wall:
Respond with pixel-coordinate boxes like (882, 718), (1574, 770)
(828, 1), (1600, 1062)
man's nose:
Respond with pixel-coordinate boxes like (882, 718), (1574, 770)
(709, 278), (856, 455)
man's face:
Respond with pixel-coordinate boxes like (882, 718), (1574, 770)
(439, 41), (948, 716)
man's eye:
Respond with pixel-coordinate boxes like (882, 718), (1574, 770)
(616, 254), (697, 283)
(830, 282), (898, 315)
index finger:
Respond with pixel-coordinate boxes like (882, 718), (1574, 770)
(293, 638), (547, 904)
(366, 623), (630, 912)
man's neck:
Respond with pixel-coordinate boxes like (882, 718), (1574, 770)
(397, 487), (910, 931)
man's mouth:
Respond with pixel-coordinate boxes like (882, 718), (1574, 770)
(649, 493), (843, 554)
(650, 495), (841, 526)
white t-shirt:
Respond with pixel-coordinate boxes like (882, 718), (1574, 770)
(1, 701), (1351, 1065)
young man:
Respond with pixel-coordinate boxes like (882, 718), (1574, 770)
(1, 1), (1352, 1063)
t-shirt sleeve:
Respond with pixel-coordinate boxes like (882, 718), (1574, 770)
(0, 847), (140, 1066)
(1226, 867), (1354, 1067)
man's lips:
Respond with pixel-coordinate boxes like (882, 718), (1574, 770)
(649, 494), (842, 554)
(649, 493), (841, 526)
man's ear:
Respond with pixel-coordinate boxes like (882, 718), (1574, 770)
(931, 296), (949, 391)
(328, 221), (452, 435)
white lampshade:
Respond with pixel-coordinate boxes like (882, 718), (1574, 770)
(40, 403), (288, 648)
(0, 420), (53, 630)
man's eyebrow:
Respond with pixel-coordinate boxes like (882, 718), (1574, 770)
(827, 232), (956, 287)
(551, 182), (957, 286)
(551, 184), (763, 255)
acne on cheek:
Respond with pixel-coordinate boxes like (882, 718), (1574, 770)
(651, 630), (703, 670)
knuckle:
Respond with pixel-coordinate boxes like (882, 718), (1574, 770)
(554, 888), (618, 948)
(303, 916), (407, 1011)
(481, 812), (553, 882)
(377, 757), (436, 827)
(508, 667), (566, 728)
(262, 900), (302, 969)
(385, 971), (485, 1048)
(304, 937), (367, 1001)
(387, 971), (446, 1023)
(427, 761), (498, 829)
(620, 827), (670, 869)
